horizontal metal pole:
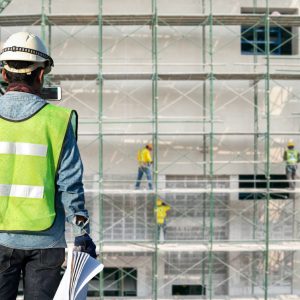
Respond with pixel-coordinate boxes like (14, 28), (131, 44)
(78, 131), (300, 136)
(51, 73), (300, 81)
(84, 188), (299, 194)
(2, 14), (300, 27)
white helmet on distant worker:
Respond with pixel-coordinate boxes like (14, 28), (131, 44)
(0, 32), (53, 74)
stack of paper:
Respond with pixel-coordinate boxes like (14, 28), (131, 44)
(54, 248), (104, 300)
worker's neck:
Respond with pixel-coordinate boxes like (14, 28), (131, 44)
(6, 82), (41, 97)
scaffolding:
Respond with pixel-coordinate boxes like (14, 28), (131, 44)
(2, 0), (300, 299)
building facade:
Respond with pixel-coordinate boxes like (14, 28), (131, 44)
(2, 0), (300, 299)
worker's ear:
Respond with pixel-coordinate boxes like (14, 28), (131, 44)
(2, 68), (8, 83)
(36, 68), (45, 85)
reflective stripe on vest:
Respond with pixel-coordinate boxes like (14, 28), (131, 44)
(0, 184), (44, 199)
(0, 142), (47, 156)
(0, 104), (73, 232)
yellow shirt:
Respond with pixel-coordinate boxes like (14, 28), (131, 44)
(156, 205), (170, 224)
(138, 148), (152, 164)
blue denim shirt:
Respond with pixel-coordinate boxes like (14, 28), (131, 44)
(0, 91), (89, 249)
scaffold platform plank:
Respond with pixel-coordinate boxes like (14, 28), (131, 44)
(101, 241), (300, 252)
(52, 73), (300, 82)
(1, 14), (300, 27)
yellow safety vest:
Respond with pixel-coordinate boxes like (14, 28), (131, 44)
(0, 104), (74, 232)
(286, 149), (298, 165)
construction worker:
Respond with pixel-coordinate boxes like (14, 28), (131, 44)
(155, 199), (171, 241)
(135, 143), (153, 189)
(0, 32), (97, 299)
(283, 140), (300, 189)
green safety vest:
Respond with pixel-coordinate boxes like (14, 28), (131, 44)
(0, 104), (75, 232)
(286, 149), (298, 165)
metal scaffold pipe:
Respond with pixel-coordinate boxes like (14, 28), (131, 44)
(151, 0), (158, 299)
(264, 1), (271, 299)
(201, 0), (207, 292)
(252, 0), (258, 292)
(98, 0), (104, 299)
(208, 0), (215, 298)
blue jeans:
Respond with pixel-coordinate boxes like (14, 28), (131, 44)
(135, 165), (153, 189)
(0, 245), (65, 300)
(286, 165), (297, 189)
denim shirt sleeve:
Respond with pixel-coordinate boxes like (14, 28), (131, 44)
(56, 121), (90, 236)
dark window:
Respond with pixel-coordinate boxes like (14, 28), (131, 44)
(104, 267), (137, 297)
(241, 26), (293, 55)
(172, 285), (206, 296)
(239, 174), (289, 200)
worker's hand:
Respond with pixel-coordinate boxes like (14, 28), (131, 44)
(74, 234), (97, 259)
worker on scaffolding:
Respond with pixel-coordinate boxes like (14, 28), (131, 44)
(283, 140), (300, 189)
(155, 198), (171, 241)
(0, 32), (97, 299)
(135, 143), (153, 189)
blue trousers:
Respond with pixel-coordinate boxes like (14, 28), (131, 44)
(0, 244), (65, 300)
(135, 165), (153, 189)
(286, 165), (297, 189)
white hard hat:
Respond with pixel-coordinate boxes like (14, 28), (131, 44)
(0, 32), (53, 74)
(271, 11), (281, 16)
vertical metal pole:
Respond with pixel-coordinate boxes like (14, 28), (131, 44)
(48, 0), (52, 56)
(252, 0), (259, 295)
(208, 1), (215, 299)
(98, 0), (104, 299)
(151, 0), (158, 299)
(264, 1), (270, 299)
(201, 0), (207, 292)
(41, 0), (46, 42)
(41, 0), (49, 85)
(251, 78), (259, 295)
(152, 0), (158, 200)
(252, 0), (258, 240)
